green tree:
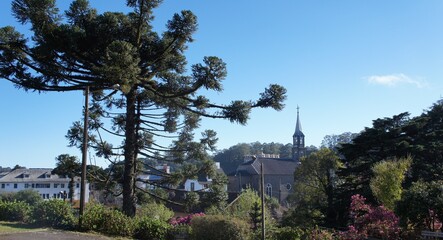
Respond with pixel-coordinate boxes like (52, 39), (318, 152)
(321, 132), (357, 152)
(14, 189), (43, 205)
(370, 156), (412, 210)
(52, 154), (81, 203)
(287, 148), (342, 227)
(200, 170), (228, 211)
(396, 180), (443, 231)
(337, 113), (412, 213)
(0, 0), (286, 216)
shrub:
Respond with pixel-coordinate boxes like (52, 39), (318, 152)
(137, 202), (174, 222)
(266, 226), (305, 240)
(0, 200), (31, 222)
(134, 216), (171, 240)
(31, 199), (76, 229)
(169, 224), (192, 240)
(190, 215), (251, 240)
(14, 189), (43, 205)
(81, 202), (107, 232)
(169, 212), (205, 226)
(81, 202), (134, 237)
(340, 194), (400, 240)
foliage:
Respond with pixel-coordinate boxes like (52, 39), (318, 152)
(249, 201), (261, 231)
(137, 202), (174, 222)
(190, 215), (251, 240)
(133, 216), (171, 240)
(31, 199), (76, 229)
(214, 142), (292, 174)
(265, 226), (305, 240)
(12, 189), (43, 206)
(1, 0), (286, 217)
(227, 188), (261, 221)
(184, 191), (200, 213)
(0, 200), (31, 222)
(52, 154), (81, 203)
(337, 101), (443, 225)
(370, 156), (412, 210)
(396, 180), (443, 231)
(81, 202), (134, 236)
(287, 148), (342, 227)
(340, 194), (401, 240)
(168, 224), (192, 240)
(321, 132), (358, 152)
(200, 170), (228, 211)
(169, 212), (205, 226)
(0, 189), (42, 206)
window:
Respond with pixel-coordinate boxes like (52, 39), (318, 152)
(24, 183), (30, 188)
(76, 183), (79, 188)
(32, 184), (35, 188)
(46, 194), (49, 199)
(1, 184), (4, 189)
(190, 182), (195, 191)
(14, 183), (17, 189)
(61, 184), (65, 188)
(266, 183), (272, 197)
(35, 184), (50, 188)
(54, 183), (58, 188)
(53, 193), (56, 198)
(286, 183), (292, 190)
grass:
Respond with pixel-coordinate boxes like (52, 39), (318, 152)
(0, 221), (43, 233)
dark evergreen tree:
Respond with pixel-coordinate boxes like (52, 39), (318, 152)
(52, 154), (81, 203)
(0, 0), (286, 216)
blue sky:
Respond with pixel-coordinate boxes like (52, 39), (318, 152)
(1, 0), (443, 168)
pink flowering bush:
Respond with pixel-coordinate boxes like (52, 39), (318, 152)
(169, 212), (205, 226)
(340, 194), (401, 240)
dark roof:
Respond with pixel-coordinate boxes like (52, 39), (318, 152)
(293, 106), (304, 137)
(235, 158), (298, 176)
(0, 168), (74, 183)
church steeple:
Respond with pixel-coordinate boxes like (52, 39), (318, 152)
(292, 106), (305, 161)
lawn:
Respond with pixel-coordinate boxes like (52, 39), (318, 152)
(0, 221), (43, 233)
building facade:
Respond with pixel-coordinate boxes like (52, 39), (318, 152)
(0, 168), (89, 202)
(228, 108), (306, 204)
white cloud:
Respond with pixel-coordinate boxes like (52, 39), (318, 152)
(365, 73), (428, 88)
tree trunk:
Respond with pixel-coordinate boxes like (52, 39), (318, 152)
(122, 89), (137, 217)
(69, 177), (75, 204)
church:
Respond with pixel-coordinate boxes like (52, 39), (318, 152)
(227, 107), (306, 204)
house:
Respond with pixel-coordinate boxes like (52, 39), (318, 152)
(228, 107), (306, 205)
(0, 168), (89, 202)
(183, 162), (225, 192)
(136, 164), (171, 190)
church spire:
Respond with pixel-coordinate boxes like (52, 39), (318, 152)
(292, 106), (305, 161)
(294, 106), (302, 136)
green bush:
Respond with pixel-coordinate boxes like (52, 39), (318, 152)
(81, 202), (134, 237)
(169, 225), (192, 240)
(31, 199), (76, 229)
(190, 215), (251, 240)
(14, 190), (43, 205)
(81, 203), (107, 232)
(266, 226), (305, 240)
(0, 200), (31, 222)
(134, 216), (171, 240)
(137, 202), (174, 222)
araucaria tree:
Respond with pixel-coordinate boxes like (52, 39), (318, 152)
(0, 0), (286, 216)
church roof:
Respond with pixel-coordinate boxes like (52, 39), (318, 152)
(236, 157), (298, 176)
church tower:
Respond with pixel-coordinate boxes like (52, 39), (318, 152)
(292, 106), (306, 161)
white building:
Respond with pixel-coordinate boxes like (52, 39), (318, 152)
(0, 168), (89, 202)
(183, 162), (224, 192)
